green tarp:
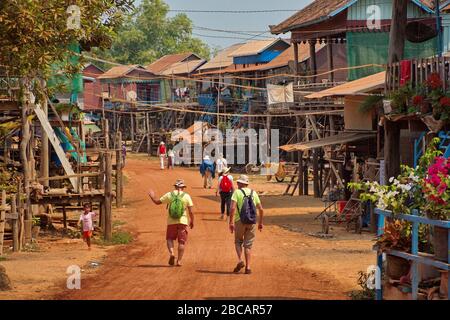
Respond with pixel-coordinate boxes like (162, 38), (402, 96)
(347, 32), (438, 80)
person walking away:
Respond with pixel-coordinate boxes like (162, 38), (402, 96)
(168, 148), (175, 169)
(77, 203), (97, 250)
(216, 167), (234, 220)
(148, 179), (194, 266)
(121, 142), (127, 168)
(158, 141), (167, 170)
(229, 175), (264, 274)
(200, 155), (215, 189)
(216, 153), (228, 176)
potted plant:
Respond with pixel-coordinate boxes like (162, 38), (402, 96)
(32, 216), (41, 240)
(419, 143), (450, 261)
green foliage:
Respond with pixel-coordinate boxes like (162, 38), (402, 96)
(349, 271), (375, 300)
(358, 95), (383, 114)
(388, 84), (413, 114)
(0, 0), (133, 80)
(97, 0), (211, 65)
(0, 167), (19, 194)
(94, 230), (133, 246)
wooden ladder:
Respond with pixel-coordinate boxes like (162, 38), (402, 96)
(283, 166), (300, 196)
(34, 105), (78, 190)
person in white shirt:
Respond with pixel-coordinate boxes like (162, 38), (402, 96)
(168, 148), (175, 169)
(216, 153), (227, 175)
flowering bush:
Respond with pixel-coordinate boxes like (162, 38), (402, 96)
(426, 73), (443, 90)
(412, 95), (425, 106)
(349, 138), (449, 220)
(421, 156), (450, 220)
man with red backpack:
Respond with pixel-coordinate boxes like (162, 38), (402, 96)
(216, 167), (234, 220)
(229, 175), (264, 275)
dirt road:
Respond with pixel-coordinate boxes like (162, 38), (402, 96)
(59, 156), (373, 300)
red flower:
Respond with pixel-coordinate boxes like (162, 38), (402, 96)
(440, 97), (450, 107)
(412, 95), (425, 106)
(426, 73), (443, 90)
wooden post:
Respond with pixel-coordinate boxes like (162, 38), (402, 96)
(116, 132), (123, 208)
(11, 194), (18, 252)
(298, 151), (304, 196)
(309, 40), (317, 83)
(0, 190), (6, 256)
(385, 0), (408, 181)
(20, 83), (32, 243)
(104, 152), (113, 241)
(40, 79), (49, 187)
(327, 37), (334, 83)
(146, 113), (152, 156)
(62, 205), (67, 230)
(17, 181), (24, 250)
(130, 112), (135, 147)
(293, 42), (299, 84)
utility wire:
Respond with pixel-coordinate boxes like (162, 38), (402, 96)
(168, 9), (301, 13)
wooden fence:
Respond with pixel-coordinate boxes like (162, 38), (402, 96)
(386, 56), (450, 93)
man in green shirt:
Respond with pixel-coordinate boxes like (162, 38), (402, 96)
(229, 175), (264, 274)
(148, 179), (194, 267)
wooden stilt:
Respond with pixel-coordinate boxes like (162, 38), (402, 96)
(116, 132), (123, 208)
(104, 152), (113, 241)
(11, 194), (18, 252)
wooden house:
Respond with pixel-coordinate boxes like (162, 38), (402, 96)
(82, 63), (104, 111)
(270, 0), (449, 81)
(98, 65), (161, 107)
(147, 53), (205, 102)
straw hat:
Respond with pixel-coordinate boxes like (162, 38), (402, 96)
(236, 175), (249, 185)
(221, 167), (231, 174)
(174, 179), (187, 188)
(160, 141), (165, 145)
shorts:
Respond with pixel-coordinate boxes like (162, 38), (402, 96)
(234, 220), (256, 249)
(166, 224), (188, 245)
(83, 231), (93, 239)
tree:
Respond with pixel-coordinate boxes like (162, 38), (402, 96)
(97, 0), (211, 65)
(0, 0), (133, 244)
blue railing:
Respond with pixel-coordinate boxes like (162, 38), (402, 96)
(438, 131), (450, 158)
(413, 132), (427, 168)
(375, 209), (450, 300)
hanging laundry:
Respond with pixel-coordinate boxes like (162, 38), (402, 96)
(267, 83), (294, 105)
(400, 60), (412, 86)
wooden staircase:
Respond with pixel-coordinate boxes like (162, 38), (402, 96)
(283, 166), (300, 196)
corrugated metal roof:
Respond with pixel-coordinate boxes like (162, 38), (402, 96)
(306, 71), (385, 99)
(197, 43), (246, 72)
(146, 53), (201, 74)
(222, 43), (325, 74)
(229, 39), (289, 57)
(280, 132), (376, 152)
(161, 59), (206, 75)
(98, 65), (146, 79)
(270, 0), (442, 35)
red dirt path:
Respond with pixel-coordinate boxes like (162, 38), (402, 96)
(59, 157), (353, 300)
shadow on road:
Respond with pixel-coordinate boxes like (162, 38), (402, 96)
(196, 269), (235, 275)
(137, 264), (172, 268)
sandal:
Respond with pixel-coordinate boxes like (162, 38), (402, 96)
(233, 261), (245, 273)
(168, 255), (175, 266)
(245, 268), (252, 275)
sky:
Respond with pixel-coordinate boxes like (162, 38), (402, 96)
(160, 0), (312, 49)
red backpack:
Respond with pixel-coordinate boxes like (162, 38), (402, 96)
(220, 175), (233, 193)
